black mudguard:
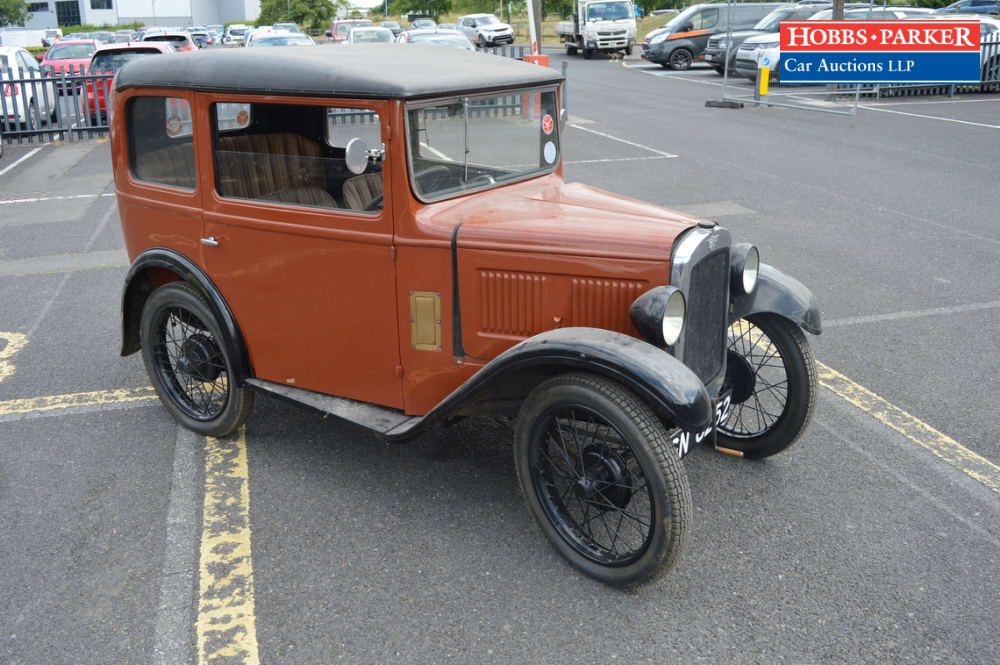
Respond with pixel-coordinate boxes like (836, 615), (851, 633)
(729, 263), (822, 335)
(394, 327), (714, 438)
(120, 248), (252, 385)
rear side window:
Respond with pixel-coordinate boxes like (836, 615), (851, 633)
(691, 8), (719, 30)
(212, 102), (384, 213)
(128, 96), (196, 190)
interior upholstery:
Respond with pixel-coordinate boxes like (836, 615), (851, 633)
(134, 143), (197, 189)
(216, 132), (330, 206)
(342, 173), (383, 210)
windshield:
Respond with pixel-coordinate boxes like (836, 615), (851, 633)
(753, 7), (818, 31)
(477, 15), (501, 25)
(665, 5), (700, 28)
(229, 28), (247, 36)
(407, 90), (560, 202)
(408, 33), (474, 49)
(587, 1), (632, 21)
(413, 19), (436, 28)
(252, 35), (314, 46)
(90, 48), (160, 72)
(47, 44), (96, 59)
(351, 29), (394, 42)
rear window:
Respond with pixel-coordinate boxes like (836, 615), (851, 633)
(146, 35), (188, 45)
(128, 96), (196, 190)
(90, 49), (160, 73)
(47, 44), (96, 59)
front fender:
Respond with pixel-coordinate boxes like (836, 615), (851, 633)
(729, 263), (822, 334)
(410, 327), (713, 435)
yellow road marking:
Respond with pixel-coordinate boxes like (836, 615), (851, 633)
(817, 361), (1000, 495)
(0, 332), (29, 383)
(197, 427), (261, 665)
(0, 385), (157, 415)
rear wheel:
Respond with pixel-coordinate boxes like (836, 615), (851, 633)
(566, 43), (578, 56)
(669, 48), (693, 70)
(583, 48), (593, 59)
(514, 373), (692, 586)
(717, 315), (817, 459)
(140, 281), (254, 437)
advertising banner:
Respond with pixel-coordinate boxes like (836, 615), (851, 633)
(778, 20), (981, 84)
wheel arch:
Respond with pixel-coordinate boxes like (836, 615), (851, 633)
(121, 248), (253, 385)
(398, 328), (714, 438)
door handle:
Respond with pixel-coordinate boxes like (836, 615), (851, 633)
(200, 236), (220, 247)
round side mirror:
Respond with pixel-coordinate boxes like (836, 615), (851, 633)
(344, 138), (369, 175)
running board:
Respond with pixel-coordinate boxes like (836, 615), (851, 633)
(245, 379), (422, 438)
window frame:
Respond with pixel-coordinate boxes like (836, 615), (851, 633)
(403, 84), (562, 205)
(126, 93), (199, 192)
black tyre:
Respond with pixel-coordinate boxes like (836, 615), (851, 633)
(712, 65), (724, 75)
(583, 48), (593, 60)
(140, 281), (254, 437)
(566, 44), (578, 56)
(477, 34), (486, 48)
(669, 48), (693, 70)
(24, 100), (39, 131)
(717, 315), (817, 459)
(514, 373), (692, 586)
(624, 45), (633, 56)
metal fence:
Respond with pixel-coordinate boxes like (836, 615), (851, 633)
(1, 65), (114, 144)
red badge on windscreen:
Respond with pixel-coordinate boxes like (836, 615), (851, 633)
(542, 114), (553, 135)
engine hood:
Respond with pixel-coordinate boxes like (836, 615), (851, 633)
(436, 177), (702, 262)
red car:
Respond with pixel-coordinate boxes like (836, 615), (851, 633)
(326, 19), (374, 42)
(85, 43), (174, 122)
(142, 32), (197, 52)
(41, 40), (99, 92)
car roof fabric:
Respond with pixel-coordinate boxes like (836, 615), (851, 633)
(115, 44), (564, 99)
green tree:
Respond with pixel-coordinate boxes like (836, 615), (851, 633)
(0, 0), (30, 26)
(389, 0), (452, 21)
(257, 0), (345, 29)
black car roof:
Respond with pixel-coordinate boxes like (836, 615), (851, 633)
(115, 44), (563, 100)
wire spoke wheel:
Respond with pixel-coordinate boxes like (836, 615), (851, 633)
(140, 281), (254, 437)
(717, 314), (818, 459)
(514, 373), (691, 586)
(532, 405), (655, 566)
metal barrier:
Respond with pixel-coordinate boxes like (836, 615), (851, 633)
(1, 66), (114, 144)
(477, 45), (527, 59)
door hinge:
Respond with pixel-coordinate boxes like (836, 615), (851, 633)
(395, 364), (404, 378)
(389, 246), (397, 260)
(386, 124), (391, 140)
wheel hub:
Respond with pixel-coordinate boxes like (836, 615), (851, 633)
(726, 350), (756, 404)
(176, 333), (220, 382)
(574, 446), (633, 510)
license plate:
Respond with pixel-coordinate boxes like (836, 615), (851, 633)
(704, 53), (716, 61)
(670, 390), (732, 458)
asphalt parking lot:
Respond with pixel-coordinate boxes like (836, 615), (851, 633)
(2, 52), (999, 665)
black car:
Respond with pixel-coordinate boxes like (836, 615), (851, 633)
(641, 2), (785, 70)
(379, 20), (403, 36)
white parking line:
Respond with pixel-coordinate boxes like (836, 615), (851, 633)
(564, 155), (671, 164)
(858, 105), (1000, 129)
(0, 146), (45, 178)
(824, 301), (1000, 329)
(0, 192), (115, 205)
(863, 97), (1000, 107)
(567, 123), (678, 157)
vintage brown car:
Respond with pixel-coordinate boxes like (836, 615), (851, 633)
(112, 45), (821, 585)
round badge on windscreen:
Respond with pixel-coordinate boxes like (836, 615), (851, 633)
(542, 114), (553, 135)
(543, 141), (556, 164)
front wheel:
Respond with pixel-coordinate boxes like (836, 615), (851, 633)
(582, 48), (593, 60)
(566, 43), (578, 56)
(140, 281), (254, 436)
(669, 48), (693, 70)
(717, 315), (818, 459)
(514, 373), (692, 586)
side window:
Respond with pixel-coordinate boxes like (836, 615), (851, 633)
(128, 96), (196, 190)
(212, 102), (383, 214)
(692, 8), (719, 30)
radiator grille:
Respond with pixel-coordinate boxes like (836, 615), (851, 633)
(570, 278), (644, 334)
(478, 271), (546, 336)
(682, 251), (729, 382)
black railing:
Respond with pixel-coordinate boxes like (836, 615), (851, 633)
(1, 65), (115, 144)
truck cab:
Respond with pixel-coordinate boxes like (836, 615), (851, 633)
(556, 0), (638, 58)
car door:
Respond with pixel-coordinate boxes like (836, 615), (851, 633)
(460, 18), (475, 42)
(195, 94), (403, 409)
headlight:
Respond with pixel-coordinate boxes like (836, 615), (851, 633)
(757, 41), (779, 50)
(716, 38), (728, 48)
(630, 286), (686, 347)
(650, 32), (669, 44)
(730, 244), (759, 295)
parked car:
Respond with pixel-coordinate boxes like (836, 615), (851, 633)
(106, 34), (133, 44)
(41, 28), (63, 47)
(703, 2), (831, 75)
(273, 22), (300, 32)
(111, 44), (821, 586)
(327, 19), (375, 42)
(91, 31), (114, 43)
(437, 22), (460, 31)
(346, 27), (396, 43)
(379, 20), (404, 36)
(189, 30), (214, 48)
(85, 42), (174, 122)
(396, 28), (476, 49)
(40, 39), (99, 92)
(410, 18), (437, 29)
(223, 24), (250, 46)
(733, 7), (913, 80)
(642, 2), (785, 69)
(143, 32), (198, 52)
(457, 13), (515, 47)
(246, 32), (315, 47)
(1, 46), (56, 130)
(207, 25), (224, 41)
(936, 0), (1000, 13)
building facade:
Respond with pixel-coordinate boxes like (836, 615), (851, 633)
(22, 0), (260, 28)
